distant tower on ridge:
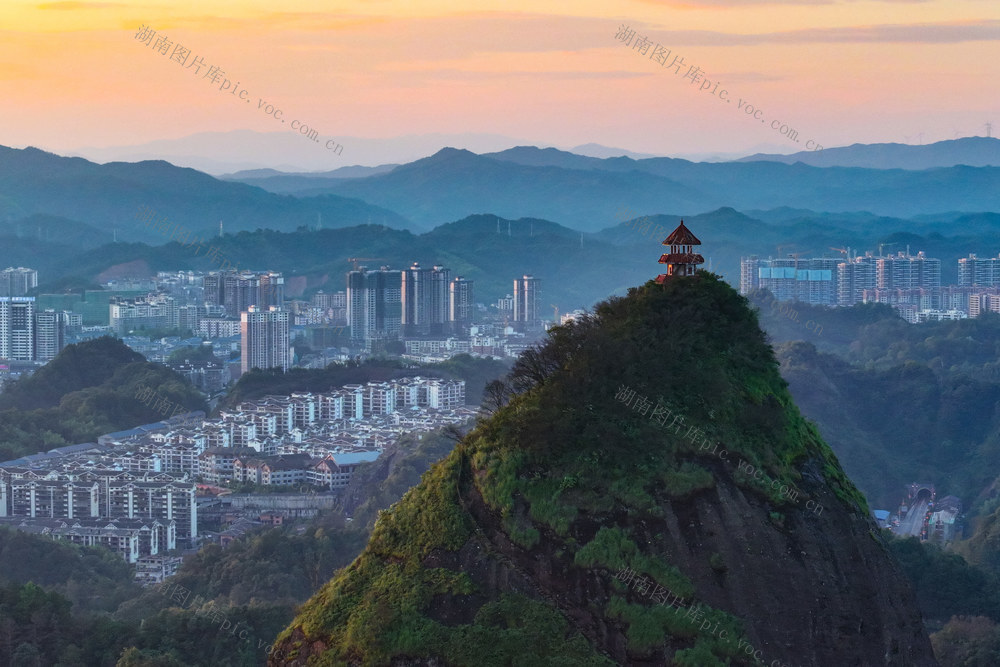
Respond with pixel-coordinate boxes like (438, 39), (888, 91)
(656, 220), (704, 284)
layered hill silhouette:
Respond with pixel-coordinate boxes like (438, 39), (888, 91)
(739, 137), (1000, 170)
(270, 273), (935, 666)
(0, 145), (413, 245)
(230, 144), (1000, 229)
(6, 142), (1000, 252)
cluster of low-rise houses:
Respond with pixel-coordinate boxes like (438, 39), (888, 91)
(0, 376), (471, 576)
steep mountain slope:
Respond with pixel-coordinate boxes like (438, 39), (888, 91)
(271, 274), (935, 666)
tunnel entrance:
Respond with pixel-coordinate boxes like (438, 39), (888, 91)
(907, 482), (936, 504)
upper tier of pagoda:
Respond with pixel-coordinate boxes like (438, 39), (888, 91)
(656, 220), (704, 284)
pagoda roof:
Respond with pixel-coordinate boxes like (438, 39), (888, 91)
(663, 221), (701, 246)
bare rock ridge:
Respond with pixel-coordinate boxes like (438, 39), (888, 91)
(270, 273), (937, 666)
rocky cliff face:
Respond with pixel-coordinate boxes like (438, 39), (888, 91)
(270, 274), (936, 666)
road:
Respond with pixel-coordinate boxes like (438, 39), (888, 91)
(897, 498), (929, 537)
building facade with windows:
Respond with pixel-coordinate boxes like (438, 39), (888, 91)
(241, 306), (291, 374)
(513, 275), (541, 331)
(0, 297), (35, 360)
(347, 267), (403, 345)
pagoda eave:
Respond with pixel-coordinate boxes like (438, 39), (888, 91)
(658, 253), (705, 264)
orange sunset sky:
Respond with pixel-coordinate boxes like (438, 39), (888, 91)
(1, 0), (998, 163)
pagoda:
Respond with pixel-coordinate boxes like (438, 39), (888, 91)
(655, 220), (704, 284)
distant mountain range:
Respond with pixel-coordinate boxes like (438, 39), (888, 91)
(65, 130), (542, 174)
(223, 143), (1000, 229)
(7, 137), (998, 246)
(739, 136), (1000, 169)
(4, 139), (1000, 306)
(64, 130), (661, 174)
(0, 145), (414, 245)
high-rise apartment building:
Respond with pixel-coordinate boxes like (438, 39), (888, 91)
(2, 476), (197, 543)
(204, 271), (284, 316)
(109, 293), (177, 333)
(311, 290), (347, 310)
(347, 268), (402, 344)
(401, 263), (451, 337)
(0, 267), (37, 296)
(449, 276), (475, 332)
(0, 297), (35, 360)
(311, 290), (348, 325)
(34, 309), (67, 362)
(877, 252), (941, 290)
(241, 306), (291, 374)
(513, 275), (541, 330)
(970, 292), (1000, 317)
(837, 257), (878, 306)
(738, 258), (837, 305)
(496, 294), (514, 317)
(177, 304), (205, 334)
(959, 254), (1000, 287)
(740, 256), (762, 295)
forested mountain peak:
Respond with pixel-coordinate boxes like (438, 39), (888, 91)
(270, 273), (935, 666)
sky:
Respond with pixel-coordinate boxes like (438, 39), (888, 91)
(1, 0), (998, 166)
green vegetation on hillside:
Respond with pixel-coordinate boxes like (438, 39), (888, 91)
(0, 337), (207, 462)
(0, 526), (140, 614)
(750, 289), (1000, 380)
(889, 536), (1000, 626)
(772, 337), (1000, 511)
(273, 274), (870, 665)
(931, 616), (1000, 667)
(166, 345), (217, 364)
(886, 535), (1000, 665)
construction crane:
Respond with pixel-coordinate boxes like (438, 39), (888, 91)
(775, 244), (797, 260)
(347, 257), (386, 270)
(829, 246), (852, 260)
(878, 242), (897, 257)
(787, 251), (808, 271)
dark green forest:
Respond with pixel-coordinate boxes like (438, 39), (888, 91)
(0, 337), (207, 462)
(749, 291), (1000, 513)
